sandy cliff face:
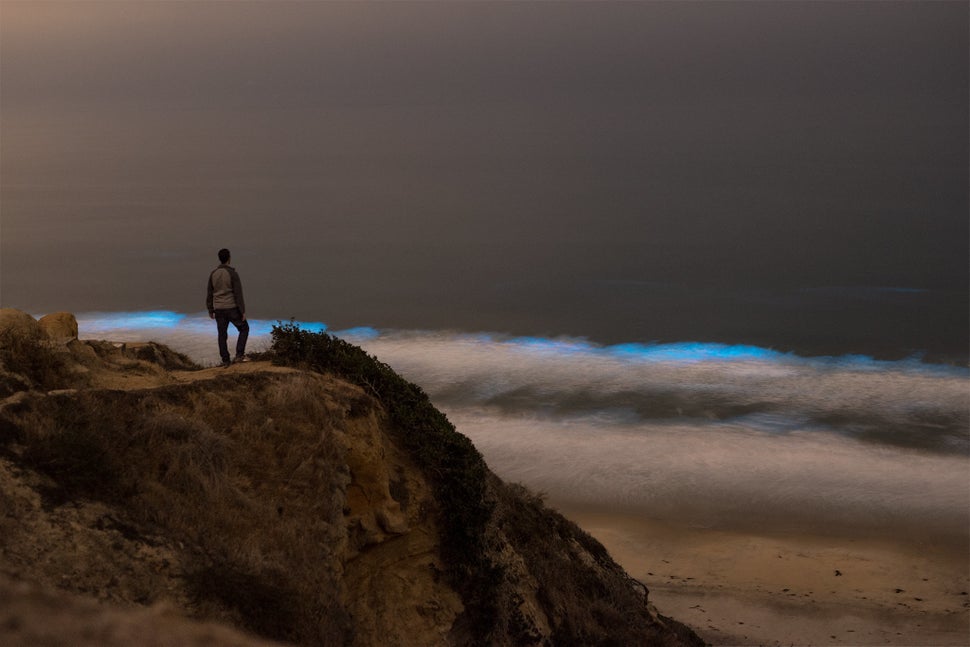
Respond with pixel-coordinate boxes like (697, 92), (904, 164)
(0, 309), (703, 646)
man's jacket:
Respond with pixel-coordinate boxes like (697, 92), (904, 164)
(206, 264), (245, 314)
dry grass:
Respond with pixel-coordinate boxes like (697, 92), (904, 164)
(0, 329), (71, 394)
(5, 372), (356, 645)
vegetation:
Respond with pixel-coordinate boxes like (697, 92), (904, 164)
(270, 322), (501, 640)
(0, 328), (70, 394)
(5, 375), (352, 645)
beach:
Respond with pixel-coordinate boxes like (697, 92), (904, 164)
(562, 506), (970, 646)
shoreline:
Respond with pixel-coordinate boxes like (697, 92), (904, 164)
(557, 504), (970, 646)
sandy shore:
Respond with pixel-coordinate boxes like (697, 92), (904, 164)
(558, 505), (969, 646)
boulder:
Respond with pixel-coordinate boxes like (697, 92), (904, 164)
(0, 309), (42, 344)
(38, 312), (79, 342)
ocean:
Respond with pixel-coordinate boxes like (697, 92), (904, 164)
(72, 309), (969, 552)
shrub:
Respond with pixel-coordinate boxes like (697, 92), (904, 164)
(9, 378), (352, 645)
(0, 328), (69, 392)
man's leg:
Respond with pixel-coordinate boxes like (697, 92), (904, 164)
(215, 310), (231, 364)
(230, 308), (250, 359)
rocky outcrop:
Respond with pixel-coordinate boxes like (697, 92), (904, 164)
(38, 311), (79, 342)
(0, 310), (704, 647)
(0, 309), (42, 340)
(0, 309), (49, 397)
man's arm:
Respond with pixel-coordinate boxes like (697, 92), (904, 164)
(232, 269), (246, 319)
(206, 272), (215, 317)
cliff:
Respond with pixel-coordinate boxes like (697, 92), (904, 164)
(0, 309), (704, 646)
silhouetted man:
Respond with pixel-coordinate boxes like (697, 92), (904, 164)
(206, 248), (249, 367)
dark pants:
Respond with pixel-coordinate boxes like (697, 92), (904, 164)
(215, 308), (249, 362)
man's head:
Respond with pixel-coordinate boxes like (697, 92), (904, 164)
(218, 248), (231, 264)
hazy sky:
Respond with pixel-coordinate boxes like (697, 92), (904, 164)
(1, 1), (967, 352)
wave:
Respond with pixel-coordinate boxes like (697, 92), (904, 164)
(66, 310), (970, 544)
(70, 311), (969, 454)
(362, 331), (969, 455)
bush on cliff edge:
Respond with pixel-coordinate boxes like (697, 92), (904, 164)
(270, 322), (500, 640)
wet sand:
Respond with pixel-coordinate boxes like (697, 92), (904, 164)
(559, 505), (970, 646)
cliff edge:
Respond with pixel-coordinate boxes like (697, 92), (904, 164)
(0, 309), (704, 646)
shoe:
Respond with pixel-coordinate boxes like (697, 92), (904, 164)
(233, 355), (251, 363)
(220, 359), (232, 368)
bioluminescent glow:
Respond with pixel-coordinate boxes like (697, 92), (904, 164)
(608, 341), (786, 363)
(505, 336), (596, 356)
(71, 311), (327, 364)
(72, 310), (187, 332)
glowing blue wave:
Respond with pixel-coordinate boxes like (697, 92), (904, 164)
(71, 311), (326, 335)
(74, 310), (188, 331)
(459, 334), (961, 374)
(63, 309), (967, 376)
(608, 341), (785, 363)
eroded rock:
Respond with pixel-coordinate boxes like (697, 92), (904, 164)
(38, 312), (78, 342)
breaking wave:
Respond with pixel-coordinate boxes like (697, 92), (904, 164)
(69, 311), (970, 545)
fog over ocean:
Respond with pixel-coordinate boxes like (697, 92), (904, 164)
(70, 310), (970, 551)
(3, 1), (968, 363)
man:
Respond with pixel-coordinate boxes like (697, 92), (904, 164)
(206, 248), (249, 367)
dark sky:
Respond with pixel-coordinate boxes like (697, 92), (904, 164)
(1, 1), (967, 352)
